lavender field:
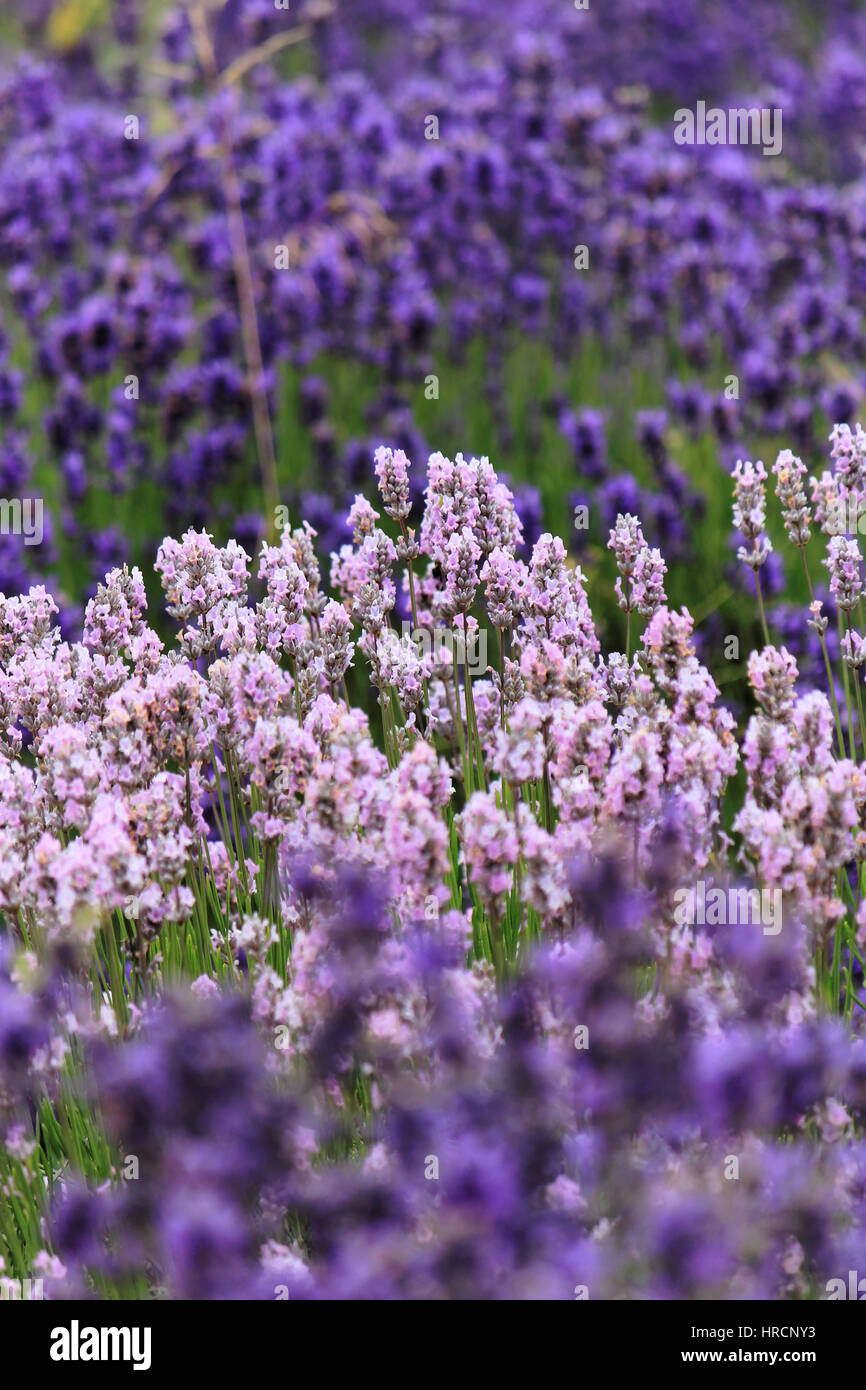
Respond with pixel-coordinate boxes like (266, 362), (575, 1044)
(3, 0), (866, 1315)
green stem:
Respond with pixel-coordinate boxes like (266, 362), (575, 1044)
(838, 610), (856, 761)
(451, 632), (470, 792)
(754, 565), (770, 648)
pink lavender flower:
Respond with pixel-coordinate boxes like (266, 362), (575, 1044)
(732, 459), (772, 569)
(243, 716), (318, 844)
(125, 775), (196, 936)
(83, 565), (148, 658)
(829, 422), (866, 499)
(440, 528), (481, 619)
(372, 629), (431, 713)
(631, 545), (667, 617)
(303, 705), (388, 849)
(522, 534), (598, 661)
(549, 697), (612, 784)
(155, 531), (249, 658)
(318, 599), (355, 687)
(373, 445), (411, 523)
(491, 696), (546, 785)
(842, 629), (866, 669)
(337, 531), (397, 626)
(747, 646), (799, 719)
(37, 723), (103, 831)
(642, 606), (696, 693)
(773, 449), (811, 547)
(207, 650), (294, 753)
(458, 790), (519, 912)
(481, 546), (526, 630)
(608, 513), (645, 581)
(473, 456), (523, 555)
(810, 469), (845, 537)
(0, 587), (59, 664)
(825, 535), (864, 612)
(286, 522), (325, 618)
(257, 539), (310, 658)
(382, 740), (452, 909)
(602, 726), (665, 822)
(420, 451), (480, 565)
(517, 805), (569, 920)
(347, 495), (381, 544)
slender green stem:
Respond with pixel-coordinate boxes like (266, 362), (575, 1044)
(754, 565), (770, 648)
(838, 610), (856, 761)
(451, 632), (469, 792)
(498, 627), (507, 730)
(625, 586), (632, 661)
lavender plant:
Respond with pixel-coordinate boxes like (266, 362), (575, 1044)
(4, 0), (866, 628)
(9, 0), (866, 1310)
(0, 441), (865, 1300)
